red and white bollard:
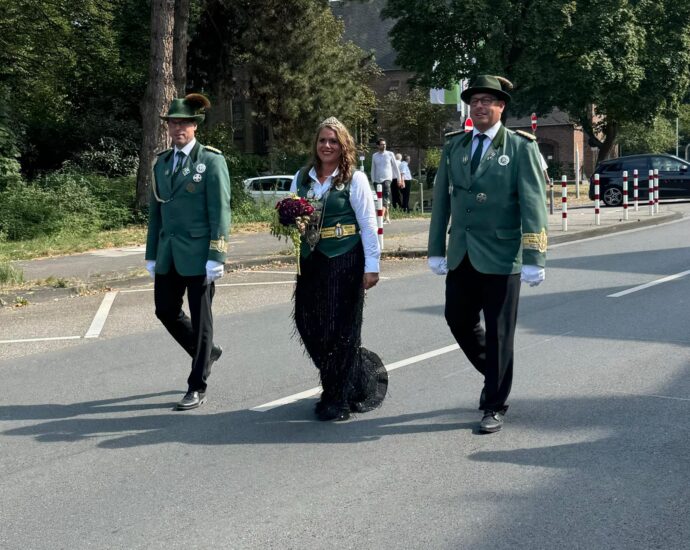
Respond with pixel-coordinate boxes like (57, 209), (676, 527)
(561, 175), (568, 231)
(622, 170), (629, 220)
(648, 169), (654, 215)
(633, 169), (639, 212)
(653, 168), (659, 213)
(376, 183), (384, 249)
(594, 173), (600, 225)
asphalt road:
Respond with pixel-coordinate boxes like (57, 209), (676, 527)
(1, 217), (689, 549)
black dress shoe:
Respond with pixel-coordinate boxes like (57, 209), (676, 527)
(210, 345), (223, 366)
(315, 402), (350, 422)
(479, 410), (505, 433)
(176, 390), (206, 410)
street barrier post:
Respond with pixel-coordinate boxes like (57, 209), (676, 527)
(561, 175), (568, 231)
(622, 170), (629, 220)
(594, 173), (600, 225)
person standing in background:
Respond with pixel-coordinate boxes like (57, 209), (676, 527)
(399, 154), (413, 212)
(371, 138), (401, 224)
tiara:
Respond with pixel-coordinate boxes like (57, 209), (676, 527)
(319, 116), (344, 128)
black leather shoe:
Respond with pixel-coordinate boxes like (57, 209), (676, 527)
(210, 345), (223, 367)
(479, 410), (505, 433)
(176, 390), (206, 410)
(316, 402), (350, 421)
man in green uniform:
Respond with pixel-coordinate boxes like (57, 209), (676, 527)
(427, 75), (547, 433)
(145, 93), (231, 410)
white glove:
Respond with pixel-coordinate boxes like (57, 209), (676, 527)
(428, 256), (448, 276)
(205, 260), (225, 284)
(145, 260), (156, 279)
(521, 265), (545, 287)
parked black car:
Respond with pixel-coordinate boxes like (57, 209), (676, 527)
(589, 154), (690, 206)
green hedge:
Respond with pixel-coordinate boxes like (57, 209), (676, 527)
(0, 171), (135, 241)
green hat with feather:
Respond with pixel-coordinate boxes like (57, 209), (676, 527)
(160, 93), (210, 124)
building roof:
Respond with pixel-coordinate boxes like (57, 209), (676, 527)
(330, 0), (399, 71)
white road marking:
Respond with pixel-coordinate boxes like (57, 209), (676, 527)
(607, 269), (690, 298)
(0, 336), (82, 344)
(84, 291), (118, 338)
(251, 344), (461, 412)
(607, 389), (690, 402)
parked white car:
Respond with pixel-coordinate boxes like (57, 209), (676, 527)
(243, 175), (294, 204)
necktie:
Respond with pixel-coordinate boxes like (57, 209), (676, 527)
(174, 151), (185, 174)
(470, 134), (486, 175)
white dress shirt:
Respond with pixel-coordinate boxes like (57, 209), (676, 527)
(290, 167), (380, 273)
(470, 121), (502, 160)
(172, 138), (197, 171)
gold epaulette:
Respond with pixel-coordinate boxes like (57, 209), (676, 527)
(204, 145), (223, 154)
(515, 130), (537, 141)
(156, 148), (172, 156)
(444, 129), (464, 139)
(522, 228), (548, 253)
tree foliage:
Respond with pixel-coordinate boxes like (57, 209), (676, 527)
(383, 0), (690, 159)
(379, 88), (456, 175)
(190, 0), (380, 152)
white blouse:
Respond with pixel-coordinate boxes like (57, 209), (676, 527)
(290, 167), (380, 273)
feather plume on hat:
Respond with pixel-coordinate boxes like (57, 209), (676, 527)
(184, 93), (211, 111)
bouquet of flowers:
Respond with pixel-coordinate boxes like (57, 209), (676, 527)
(271, 194), (319, 273)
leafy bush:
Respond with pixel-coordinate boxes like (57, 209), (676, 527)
(0, 170), (136, 241)
(69, 137), (139, 177)
(0, 181), (63, 240)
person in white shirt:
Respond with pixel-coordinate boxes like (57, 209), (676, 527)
(399, 154), (413, 212)
(289, 117), (387, 422)
(371, 138), (401, 223)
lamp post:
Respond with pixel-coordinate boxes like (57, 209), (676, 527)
(359, 154), (365, 172)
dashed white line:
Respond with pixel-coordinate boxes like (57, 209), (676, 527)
(607, 269), (690, 298)
(84, 291), (118, 338)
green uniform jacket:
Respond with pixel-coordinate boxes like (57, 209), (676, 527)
(145, 141), (231, 276)
(427, 124), (548, 274)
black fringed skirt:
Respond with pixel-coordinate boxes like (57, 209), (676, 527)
(294, 242), (387, 411)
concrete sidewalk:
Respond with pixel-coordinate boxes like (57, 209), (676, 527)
(4, 202), (685, 302)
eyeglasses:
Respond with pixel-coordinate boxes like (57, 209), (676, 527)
(469, 97), (498, 107)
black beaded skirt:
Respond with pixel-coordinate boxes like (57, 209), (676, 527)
(293, 243), (387, 412)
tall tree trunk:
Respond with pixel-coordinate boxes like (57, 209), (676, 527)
(173, 0), (190, 96)
(597, 120), (618, 162)
(135, 0), (176, 211)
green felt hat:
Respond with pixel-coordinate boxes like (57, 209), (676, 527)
(160, 93), (210, 123)
(461, 75), (512, 104)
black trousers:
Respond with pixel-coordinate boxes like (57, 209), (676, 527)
(400, 179), (412, 211)
(154, 264), (216, 392)
(445, 254), (521, 412)
(391, 179), (402, 209)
